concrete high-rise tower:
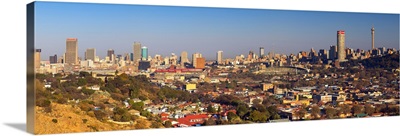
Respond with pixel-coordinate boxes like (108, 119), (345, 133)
(133, 42), (142, 63)
(107, 49), (114, 59)
(371, 26), (375, 50)
(65, 38), (78, 65)
(192, 53), (202, 67)
(260, 47), (265, 57)
(217, 51), (223, 64)
(49, 54), (57, 64)
(141, 46), (148, 61)
(180, 51), (188, 65)
(337, 30), (346, 62)
(35, 49), (41, 69)
(85, 48), (96, 61)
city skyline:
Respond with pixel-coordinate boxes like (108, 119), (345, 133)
(35, 2), (399, 60)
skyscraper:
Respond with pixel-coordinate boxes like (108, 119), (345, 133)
(260, 47), (265, 57)
(196, 57), (206, 69)
(141, 46), (148, 61)
(180, 51), (188, 65)
(192, 53), (202, 67)
(133, 42), (142, 63)
(217, 51), (223, 64)
(107, 49), (114, 59)
(329, 45), (337, 60)
(49, 54), (57, 64)
(337, 30), (346, 62)
(130, 53), (134, 61)
(65, 38), (78, 65)
(35, 49), (41, 69)
(371, 26), (375, 50)
(85, 48), (96, 61)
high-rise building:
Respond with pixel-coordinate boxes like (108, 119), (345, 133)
(130, 53), (134, 61)
(85, 48), (96, 61)
(58, 54), (64, 64)
(196, 57), (205, 69)
(49, 54), (57, 64)
(260, 47), (265, 57)
(248, 51), (254, 60)
(180, 51), (188, 65)
(65, 38), (78, 65)
(217, 51), (223, 64)
(337, 30), (346, 62)
(107, 49), (114, 60)
(133, 42), (142, 63)
(192, 53), (202, 67)
(35, 49), (41, 69)
(329, 45), (337, 60)
(141, 46), (148, 61)
(371, 27), (375, 50)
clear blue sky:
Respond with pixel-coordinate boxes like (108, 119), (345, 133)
(34, 1), (399, 61)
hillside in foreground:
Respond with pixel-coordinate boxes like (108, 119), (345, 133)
(34, 103), (151, 134)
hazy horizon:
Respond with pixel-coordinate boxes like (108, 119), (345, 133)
(34, 2), (399, 61)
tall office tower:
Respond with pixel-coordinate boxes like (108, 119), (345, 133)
(85, 48), (96, 61)
(260, 47), (265, 57)
(248, 51), (254, 60)
(65, 38), (78, 65)
(371, 27), (375, 50)
(141, 46), (148, 61)
(124, 53), (131, 62)
(180, 51), (188, 65)
(196, 57), (206, 69)
(133, 42), (142, 63)
(58, 54), (64, 64)
(35, 49), (41, 69)
(192, 53), (202, 67)
(130, 53), (134, 61)
(217, 51), (223, 64)
(318, 49), (326, 60)
(329, 45), (337, 60)
(337, 30), (346, 62)
(107, 49), (114, 59)
(49, 54), (57, 64)
(309, 48), (317, 58)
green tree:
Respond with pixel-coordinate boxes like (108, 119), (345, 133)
(130, 101), (144, 111)
(249, 110), (267, 122)
(77, 78), (87, 86)
(203, 117), (216, 126)
(295, 108), (307, 120)
(236, 104), (249, 118)
(82, 88), (95, 95)
(227, 112), (239, 122)
(352, 104), (364, 116)
(164, 120), (172, 128)
(311, 105), (321, 119)
(325, 106), (337, 119)
(94, 110), (107, 121)
(365, 104), (375, 116)
(207, 104), (216, 113)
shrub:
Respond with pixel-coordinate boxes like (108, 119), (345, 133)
(52, 119), (58, 123)
(37, 99), (51, 107)
(82, 119), (88, 123)
(57, 98), (68, 104)
(87, 111), (95, 117)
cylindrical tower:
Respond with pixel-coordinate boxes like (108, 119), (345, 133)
(337, 30), (345, 62)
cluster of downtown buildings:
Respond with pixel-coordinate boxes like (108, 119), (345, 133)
(35, 27), (397, 75)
